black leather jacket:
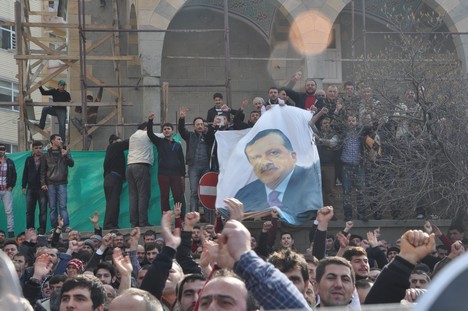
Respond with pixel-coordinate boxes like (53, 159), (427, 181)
(40, 148), (74, 185)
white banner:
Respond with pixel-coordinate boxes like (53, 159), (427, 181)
(215, 105), (323, 225)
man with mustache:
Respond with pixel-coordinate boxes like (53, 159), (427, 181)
(234, 129), (320, 223)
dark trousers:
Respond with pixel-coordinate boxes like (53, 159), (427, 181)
(127, 163), (151, 227)
(103, 172), (123, 229)
(158, 174), (184, 214)
(40, 106), (67, 143)
(26, 189), (48, 234)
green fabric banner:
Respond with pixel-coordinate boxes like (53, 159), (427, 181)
(0, 136), (188, 234)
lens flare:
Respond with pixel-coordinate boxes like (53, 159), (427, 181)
(289, 10), (333, 55)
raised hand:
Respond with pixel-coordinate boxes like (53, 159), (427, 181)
(184, 212), (200, 231)
(344, 221), (354, 233)
(161, 211), (181, 250)
(223, 198), (244, 221)
(399, 230), (436, 264)
(128, 227), (140, 251)
(367, 231), (379, 248)
(218, 220), (251, 263)
(113, 247), (133, 277)
(336, 232), (350, 249)
(448, 240), (465, 259)
(148, 113), (155, 120)
(32, 254), (53, 279)
(179, 107), (188, 118)
(262, 221), (273, 233)
(174, 202), (182, 218)
(88, 212), (99, 226)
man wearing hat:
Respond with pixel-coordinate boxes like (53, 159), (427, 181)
(38, 80), (71, 143)
(103, 134), (129, 229)
(0, 144), (17, 238)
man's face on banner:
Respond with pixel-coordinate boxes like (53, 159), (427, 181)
(245, 133), (296, 189)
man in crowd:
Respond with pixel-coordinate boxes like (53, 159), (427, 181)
(127, 121), (155, 227)
(284, 71), (318, 110)
(103, 134), (129, 229)
(0, 143), (17, 237)
(38, 80), (71, 144)
(59, 274), (106, 311)
(315, 256), (356, 307)
(206, 92), (225, 123)
(147, 113), (185, 214)
(41, 134), (74, 232)
(178, 107), (214, 213)
(22, 141), (47, 234)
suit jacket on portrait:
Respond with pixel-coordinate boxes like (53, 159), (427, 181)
(231, 164), (322, 224)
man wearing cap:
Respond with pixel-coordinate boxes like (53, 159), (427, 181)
(38, 80), (71, 143)
(103, 134), (129, 230)
(0, 144), (17, 238)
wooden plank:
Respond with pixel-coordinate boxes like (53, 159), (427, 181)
(15, 55), (138, 61)
(0, 101), (133, 107)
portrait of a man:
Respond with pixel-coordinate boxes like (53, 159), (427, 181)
(233, 129), (321, 223)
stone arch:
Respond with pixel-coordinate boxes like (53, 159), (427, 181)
(137, 0), (468, 116)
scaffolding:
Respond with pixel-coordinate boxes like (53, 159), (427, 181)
(9, 0), (232, 151)
(7, 0), (468, 151)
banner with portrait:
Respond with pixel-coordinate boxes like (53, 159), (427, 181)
(215, 105), (323, 225)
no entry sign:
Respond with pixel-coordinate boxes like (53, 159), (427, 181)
(198, 172), (219, 210)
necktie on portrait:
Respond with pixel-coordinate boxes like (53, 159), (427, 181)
(268, 190), (283, 207)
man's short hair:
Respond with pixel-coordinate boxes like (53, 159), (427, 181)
(94, 261), (116, 278)
(138, 121), (149, 130)
(448, 223), (465, 233)
(86, 95), (94, 101)
(176, 273), (206, 303)
(213, 92), (223, 99)
(144, 229), (157, 237)
(60, 275), (106, 309)
(161, 122), (174, 130)
(305, 78), (317, 84)
(355, 278), (373, 290)
(267, 249), (309, 284)
(145, 242), (162, 253)
(268, 86), (278, 92)
(344, 81), (355, 88)
(3, 240), (18, 249)
(304, 254), (319, 265)
(316, 256), (356, 285)
(193, 117), (204, 125)
(49, 274), (67, 285)
(108, 134), (120, 144)
(32, 140), (43, 147)
(49, 134), (61, 142)
(343, 247), (367, 262)
(115, 288), (163, 311)
(245, 129), (293, 157)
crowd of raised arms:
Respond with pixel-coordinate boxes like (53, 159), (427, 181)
(0, 73), (466, 310)
(0, 203), (467, 311)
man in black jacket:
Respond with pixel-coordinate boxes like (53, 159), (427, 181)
(38, 80), (71, 144)
(0, 144), (17, 237)
(178, 107), (214, 213)
(22, 141), (48, 234)
(40, 134), (74, 232)
(103, 134), (129, 229)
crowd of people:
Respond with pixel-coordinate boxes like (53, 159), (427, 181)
(0, 72), (466, 310)
(0, 202), (467, 310)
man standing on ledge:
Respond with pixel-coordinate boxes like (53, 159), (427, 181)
(103, 134), (129, 230)
(127, 121), (154, 227)
(41, 134), (74, 232)
(0, 144), (17, 238)
(39, 80), (71, 144)
(178, 107), (214, 213)
(22, 140), (48, 234)
(147, 113), (185, 215)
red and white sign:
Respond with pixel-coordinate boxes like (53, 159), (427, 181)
(198, 172), (219, 210)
